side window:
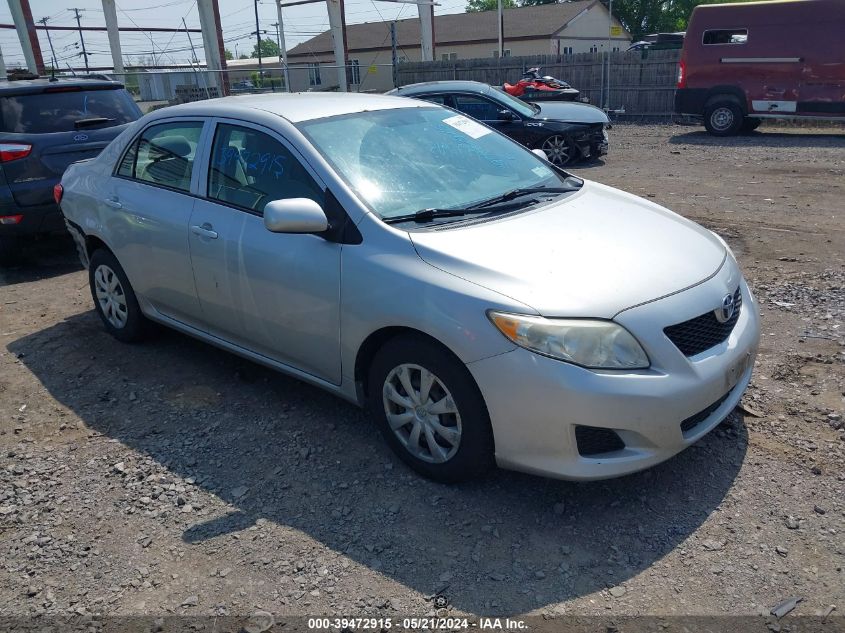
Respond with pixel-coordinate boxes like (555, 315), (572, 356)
(116, 138), (138, 177)
(207, 123), (323, 215)
(703, 28), (747, 45)
(419, 94), (448, 106)
(452, 95), (501, 121)
(122, 121), (204, 193)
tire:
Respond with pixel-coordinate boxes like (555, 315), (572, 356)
(88, 249), (148, 343)
(741, 117), (761, 133)
(0, 236), (20, 266)
(539, 134), (578, 166)
(704, 100), (744, 136)
(367, 335), (494, 483)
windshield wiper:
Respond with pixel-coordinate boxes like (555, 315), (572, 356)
(74, 117), (115, 129)
(464, 182), (582, 210)
(383, 182), (582, 225)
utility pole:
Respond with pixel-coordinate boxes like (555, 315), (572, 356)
(37, 17), (58, 70)
(275, 0), (290, 92)
(69, 8), (89, 72)
(183, 17), (209, 98)
(253, 0), (263, 83)
(497, 0), (503, 58)
(606, 0), (613, 110)
(390, 21), (397, 88)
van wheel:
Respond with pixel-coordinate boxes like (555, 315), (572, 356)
(704, 100), (744, 136)
(89, 249), (148, 343)
(367, 335), (494, 483)
(741, 118), (761, 133)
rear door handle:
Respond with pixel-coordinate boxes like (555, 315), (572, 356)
(103, 196), (122, 209)
(191, 223), (218, 239)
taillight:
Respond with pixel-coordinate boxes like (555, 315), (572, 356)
(0, 143), (32, 162)
(53, 183), (64, 205)
(677, 60), (687, 89)
(0, 214), (24, 225)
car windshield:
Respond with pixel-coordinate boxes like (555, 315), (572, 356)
(0, 86), (140, 134)
(297, 106), (567, 220)
(489, 87), (540, 116)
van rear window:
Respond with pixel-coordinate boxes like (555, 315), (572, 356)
(703, 29), (748, 45)
(0, 87), (140, 134)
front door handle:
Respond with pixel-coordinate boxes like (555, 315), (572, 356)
(191, 223), (218, 239)
(103, 196), (122, 209)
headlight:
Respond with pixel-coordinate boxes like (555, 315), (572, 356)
(488, 311), (649, 369)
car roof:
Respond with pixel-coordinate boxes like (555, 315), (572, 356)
(0, 77), (125, 96)
(392, 80), (492, 97)
(156, 92), (430, 124)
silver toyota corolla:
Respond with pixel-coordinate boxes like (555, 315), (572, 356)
(58, 93), (760, 483)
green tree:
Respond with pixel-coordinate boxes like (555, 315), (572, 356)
(251, 38), (281, 59)
(224, 48), (234, 60)
(466, 0), (515, 12)
(607, 0), (757, 41)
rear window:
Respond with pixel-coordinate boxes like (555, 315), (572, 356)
(0, 87), (140, 134)
(703, 29), (748, 45)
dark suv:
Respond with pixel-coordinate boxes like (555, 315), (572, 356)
(0, 78), (141, 262)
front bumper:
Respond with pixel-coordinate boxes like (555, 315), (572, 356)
(466, 269), (760, 480)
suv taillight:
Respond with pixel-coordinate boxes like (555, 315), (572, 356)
(53, 183), (64, 205)
(0, 143), (32, 162)
(677, 60), (687, 89)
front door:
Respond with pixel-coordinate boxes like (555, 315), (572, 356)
(188, 120), (342, 384)
(449, 93), (526, 143)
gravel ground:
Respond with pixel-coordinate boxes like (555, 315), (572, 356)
(0, 124), (843, 623)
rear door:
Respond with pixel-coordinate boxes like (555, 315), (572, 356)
(188, 118), (342, 384)
(0, 85), (140, 208)
(103, 118), (208, 328)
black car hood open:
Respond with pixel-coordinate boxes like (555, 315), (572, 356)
(533, 101), (609, 124)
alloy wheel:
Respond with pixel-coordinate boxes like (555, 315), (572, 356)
(382, 363), (462, 464)
(540, 135), (575, 166)
(93, 264), (128, 329)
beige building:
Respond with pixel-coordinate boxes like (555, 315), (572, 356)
(227, 0), (631, 93)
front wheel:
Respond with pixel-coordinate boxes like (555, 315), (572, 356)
(89, 249), (148, 343)
(539, 134), (578, 166)
(368, 336), (494, 483)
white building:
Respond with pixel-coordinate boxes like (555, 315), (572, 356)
(227, 0), (631, 92)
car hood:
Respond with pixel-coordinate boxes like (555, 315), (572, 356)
(409, 181), (726, 318)
(534, 101), (609, 124)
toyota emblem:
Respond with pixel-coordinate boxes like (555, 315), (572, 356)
(714, 293), (736, 324)
(73, 133), (89, 142)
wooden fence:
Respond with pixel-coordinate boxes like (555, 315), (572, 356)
(396, 49), (682, 119)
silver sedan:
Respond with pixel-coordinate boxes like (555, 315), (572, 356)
(58, 93), (760, 482)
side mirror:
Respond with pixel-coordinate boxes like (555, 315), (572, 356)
(263, 198), (328, 234)
(531, 148), (548, 160)
(497, 109), (515, 121)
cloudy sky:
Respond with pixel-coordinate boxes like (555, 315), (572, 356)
(0, 0), (467, 71)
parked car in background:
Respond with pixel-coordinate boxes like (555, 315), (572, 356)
(59, 93), (759, 483)
(675, 0), (845, 136)
(389, 81), (609, 166)
(0, 77), (141, 262)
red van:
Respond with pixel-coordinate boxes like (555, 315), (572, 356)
(674, 0), (845, 136)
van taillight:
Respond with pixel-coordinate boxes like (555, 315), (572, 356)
(0, 143), (32, 162)
(677, 60), (687, 89)
(53, 183), (64, 205)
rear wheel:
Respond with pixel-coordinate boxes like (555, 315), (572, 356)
(704, 100), (744, 136)
(539, 134), (578, 166)
(367, 335), (494, 483)
(88, 249), (148, 343)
